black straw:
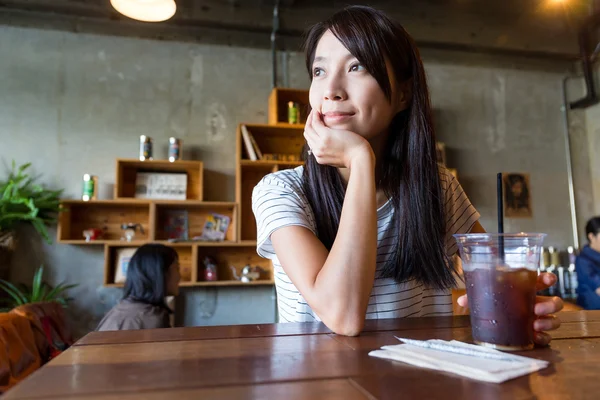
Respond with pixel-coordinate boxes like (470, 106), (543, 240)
(497, 173), (505, 261)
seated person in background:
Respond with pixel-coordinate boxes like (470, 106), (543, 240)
(96, 244), (180, 331)
(577, 216), (600, 310)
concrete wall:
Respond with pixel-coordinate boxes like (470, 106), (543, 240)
(585, 102), (600, 217)
(0, 24), (586, 337)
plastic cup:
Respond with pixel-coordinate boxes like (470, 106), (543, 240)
(453, 233), (546, 351)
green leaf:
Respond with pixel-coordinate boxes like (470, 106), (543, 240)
(31, 267), (44, 302)
(0, 280), (27, 305)
(44, 283), (77, 301)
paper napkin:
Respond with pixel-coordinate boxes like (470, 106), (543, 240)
(368, 338), (549, 383)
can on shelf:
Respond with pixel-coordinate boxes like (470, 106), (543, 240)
(287, 101), (300, 124)
(168, 137), (182, 162)
(82, 174), (98, 201)
(139, 135), (153, 161)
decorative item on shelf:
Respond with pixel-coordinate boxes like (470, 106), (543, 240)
(120, 223), (144, 242)
(168, 137), (182, 162)
(114, 247), (137, 284)
(288, 101), (300, 124)
(241, 125), (263, 161)
(134, 172), (187, 200)
(139, 135), (153, 161)
(82, 228), (104, 242)
(163, 209), (188, 240)
(202, 256), (218, 282)
(230, 265), (265, 283)
(262, 153), (300, 162)
(199, 213), (231, 241)
(81, 174), (98, 201)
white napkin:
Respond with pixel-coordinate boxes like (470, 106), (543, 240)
(368, 338), (549, 383)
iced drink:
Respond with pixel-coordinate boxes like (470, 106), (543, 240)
(463, 267), (537, 350)
(454, 233), (546, 351)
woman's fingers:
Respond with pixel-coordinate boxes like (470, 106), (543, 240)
(536, 272), (557, 292)
(457, 294), (468, 308)
(533, 331), (552, 347)
(533, 314), (560, 332)
(534, 296), (564, 316)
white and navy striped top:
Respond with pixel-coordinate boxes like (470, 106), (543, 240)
(251, 166), (480, 323)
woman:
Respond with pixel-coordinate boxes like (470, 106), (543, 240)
(577, 217), (600, 309)
(96, 244), (180, 331)
(252, 5), (562, 340)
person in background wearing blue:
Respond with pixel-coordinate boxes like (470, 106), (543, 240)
(577, 216), (600, 310)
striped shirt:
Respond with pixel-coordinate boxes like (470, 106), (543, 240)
(251, 166), (480, 323)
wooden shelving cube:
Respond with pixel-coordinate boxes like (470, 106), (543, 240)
(196, 246), (273, 284)
(58, 200), (151, 244)
(235, 124), (305, 242)
(153, 201), (237, 242)
(115, 159), (204, 201)
(104, 243), (195, 287)
(239, 124), (305, 162)
(268, 87), (310, 125)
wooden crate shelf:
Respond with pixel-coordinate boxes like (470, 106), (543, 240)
(58, 200), (151, 243)
(238, 124), (304, 162)
(268, 87), (310, 125)
(115, 159), (204, 201)
(104, 244), (196, 287)
(196, 246), (272, 285)
(153, 202), (237, 242)
(236, 123), (305, 242)
(103, 242), (270, 287)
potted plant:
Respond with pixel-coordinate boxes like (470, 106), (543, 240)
(0, 161), (63, 280)
(0, 266), (76, 311)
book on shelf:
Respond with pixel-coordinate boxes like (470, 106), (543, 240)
(241, 125), (263, 161)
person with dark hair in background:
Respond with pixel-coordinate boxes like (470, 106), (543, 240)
(251, 5), (562, 341)
(96, 244), (180, 331)
(576, 216), (600, 310)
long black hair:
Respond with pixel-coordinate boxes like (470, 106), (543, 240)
(123, 244), (178, 308)
(586, 216), (600, 241)
(302, 5), (455, 289)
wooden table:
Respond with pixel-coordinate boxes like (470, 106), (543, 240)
(4, 311), (600, 399)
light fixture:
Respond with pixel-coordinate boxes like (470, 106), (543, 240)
(110, 0), (176, 22)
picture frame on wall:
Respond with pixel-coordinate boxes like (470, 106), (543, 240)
(503, 173), (533, 218)
(114, 247), (137, 284)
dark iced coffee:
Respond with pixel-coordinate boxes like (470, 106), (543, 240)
(464, 267), (537, 351)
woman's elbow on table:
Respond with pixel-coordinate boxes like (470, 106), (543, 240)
(323, 311), (365, 337)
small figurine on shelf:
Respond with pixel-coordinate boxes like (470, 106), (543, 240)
(120, 223), (144, 242)
(83, 228), (103, 242)
(203, 256), (218, 282)
(230, 265), (265, 283)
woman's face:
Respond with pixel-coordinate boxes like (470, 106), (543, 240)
(166, 260), (181, 296)
(309, 30), (406, 139)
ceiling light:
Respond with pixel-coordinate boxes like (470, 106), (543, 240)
(110, 0), (176, 22)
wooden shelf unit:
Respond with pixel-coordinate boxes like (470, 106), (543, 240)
(235, 122), (305, 242)
(57, 200), (151, 243)
(103, 242), (273, 287)
(58, 88), (313, 289)
(115, 159), (204, 200)
(268, 87), (310, 125)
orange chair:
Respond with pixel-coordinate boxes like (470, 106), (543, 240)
(0, 302), (73, 393)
